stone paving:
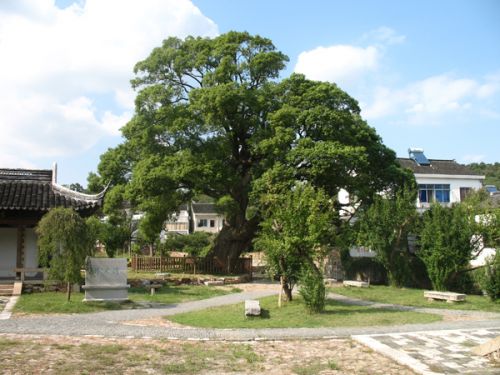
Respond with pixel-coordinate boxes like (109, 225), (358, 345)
(1, 284), (500, 374)
(354, 328), (500, 375)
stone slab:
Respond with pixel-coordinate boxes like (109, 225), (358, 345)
(83, 257), (129, 302)
(245, 299), (261, 316)
(204, 280), (224, 286)
(472, 336), (500, 356)
(12, 281), (22, 296)
(424, 291), (466, 302)
(343, 280), (369, 288)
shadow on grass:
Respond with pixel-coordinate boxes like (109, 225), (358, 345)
(245, 308), (271, 320)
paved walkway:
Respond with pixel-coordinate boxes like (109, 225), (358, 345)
(1, 286), (500, 374)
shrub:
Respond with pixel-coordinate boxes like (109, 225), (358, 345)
(299, 266), (326, 313)
(482, 252), (500, 301)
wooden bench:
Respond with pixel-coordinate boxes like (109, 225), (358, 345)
(343, 280), (369, 288)
(424, 291), (466, 303)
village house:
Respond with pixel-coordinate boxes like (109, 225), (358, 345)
(0, 164), (105, 282)
(163, 202), (224, 237)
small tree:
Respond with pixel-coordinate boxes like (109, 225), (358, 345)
(418, 192), (500, 292)
(418, 203), (475, 291)
(356, 187), (418, 287)
(37, 207), (93, 301)
(255, 184), (334, 312)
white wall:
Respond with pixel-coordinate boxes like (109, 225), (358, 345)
(24, 228), (39, 276)
(0, 228), (17, 277)
(415, 174), (483, 211)
(193, 213), (224, 233)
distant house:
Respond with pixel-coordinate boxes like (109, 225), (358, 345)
(0, 164), (105, 280)
(163, 202), (224, 237)
(164, 204), (190, 235)
(348, 148), (486, 261)
(192, 203), (224, 233)
(398, 148), (485, 212)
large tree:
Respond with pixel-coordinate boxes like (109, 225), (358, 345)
(93, 32), (407, 264)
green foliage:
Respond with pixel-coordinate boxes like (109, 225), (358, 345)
(86, 216), (130, 258)
(299, 266), (326, 313)
(418, 192), (500, 292)
(418, 203), (475, 291)
(255, 184), (334, 301)
(160, 232), (214, 256)
(468, 162), (500, 188)
(356, 187), (418, 287)
(481, 252), (500, 301)
(36, 208), (93, 300)
(92, 31), (408, 262)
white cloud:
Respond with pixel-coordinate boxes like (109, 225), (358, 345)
(0, 0), (218, 168)
(294, 27), (405, 87)
(362, 73), (500, 124)
(294, 45), (378, 85)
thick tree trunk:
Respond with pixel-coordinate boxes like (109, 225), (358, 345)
(210, 216), (259, 272)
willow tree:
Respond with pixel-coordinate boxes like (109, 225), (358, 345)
(37, 207), (93, 301)
(93, 31), (407, 265)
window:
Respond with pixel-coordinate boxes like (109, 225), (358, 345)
(460, 187), (472, 201)
(418, 184), (450, 203)
(210, 219), (215, 228)
(197, 219), (207, 227)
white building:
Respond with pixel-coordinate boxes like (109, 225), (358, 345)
(192, 203), (224, 233)
(398, 148), (485, 212)
(164, 202), (224, 236)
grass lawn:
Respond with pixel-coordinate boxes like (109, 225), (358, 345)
(167, 295), (442, 328)
(14, 284), (240, 315)
(330, 285), (500, 312)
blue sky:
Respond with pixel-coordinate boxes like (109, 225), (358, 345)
(0, 0), (499, 186)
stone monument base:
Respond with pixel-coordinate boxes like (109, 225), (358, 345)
(82, 285), (130, 302)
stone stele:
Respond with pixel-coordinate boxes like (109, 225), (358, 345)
(82, 257), (130, 302)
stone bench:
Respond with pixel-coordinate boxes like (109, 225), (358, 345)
(245, 299), (261, 317)
(343, 280), (369, 288)
(149, 283), (162, 295)
(424, 291), (466, 303)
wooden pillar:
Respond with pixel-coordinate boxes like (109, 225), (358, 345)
(16, 226), (25, 279)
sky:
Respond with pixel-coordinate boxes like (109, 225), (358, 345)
(0, 0), (499, 186)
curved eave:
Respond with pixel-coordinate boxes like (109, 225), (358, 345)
(51, 182), (108, 202)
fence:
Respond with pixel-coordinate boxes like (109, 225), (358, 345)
(131, 255), (252, 276)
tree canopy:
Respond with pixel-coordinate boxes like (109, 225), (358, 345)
(91, 31), (408, 263)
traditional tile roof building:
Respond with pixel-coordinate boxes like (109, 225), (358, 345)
(0, 164), (106, 280)
(397, 149), (485, 211)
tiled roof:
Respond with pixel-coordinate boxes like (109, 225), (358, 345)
(191, 202), (217, 214)
(0, 168), (105, 211)
(397, 158), (484, 177)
